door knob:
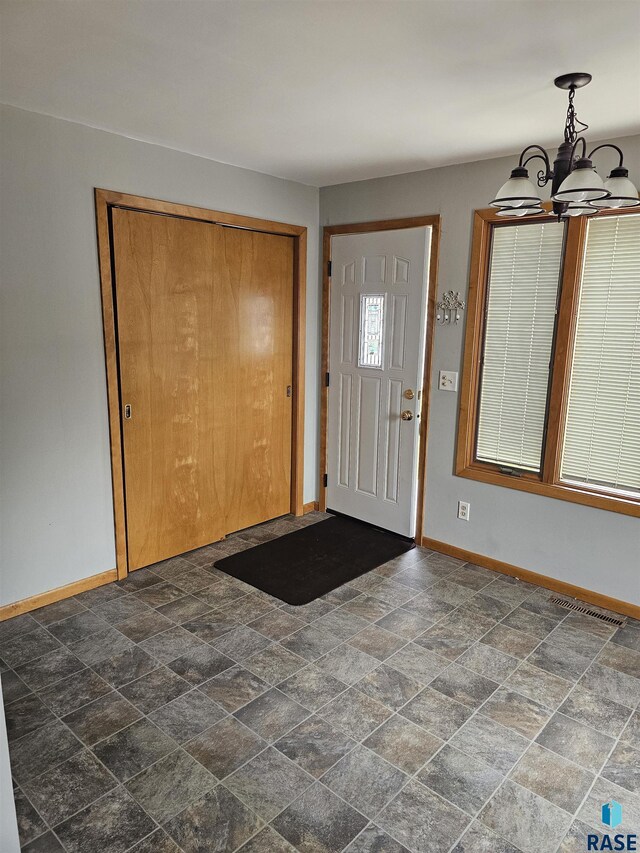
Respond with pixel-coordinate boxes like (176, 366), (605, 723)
(404, 389), (415, 400)
(401, 410), (413, 421)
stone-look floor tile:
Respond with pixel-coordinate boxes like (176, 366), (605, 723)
(447, 565), (496, 592)
(557, 821), (606, 853)
(344, 823), (411, 852)
(114, 567), (162, 592)
(520, 592), (569, 621)
(279, 599), (335, 623)
(598, 642), (640, 679)
(224, 746), (315, 821)
(223, 593), (273, 624)
(245, 644), (306, 684)
(347, 576), (386, 596)
(21, 831), (65, 852)
(37, 667), (111, 716)
(611, 622), (640, 653)
(74, 583), (125, 608)
(576, 777), (640, 834)
(370, 579), (421, 609)
(413, 623), (475, 662)
(234, 687), (309, 742)
(418, 743), (502, 816)
(148, 688), (225, 742)
(435, 607), (496, 641)
(548, 624), (607, 660)
(199, 664), (269, 712)
(181, 612), (239, 643)
(426, 579), (475, 607)
(480, 688), (551, 739)
(316, 643), (380, 685)
(501, 607), (559, 640)
(578, 662), (640, 709)
(385, 643), (448, 684)
(195, 580), (248, 609)
(171, 567), (219, 595)
(355, 664), (423, 712)
(134, 581), (185, 608)
(1, 670), (31, 705)
(430, 663), (498, 709)
(150, 555), (195, 579)
(563, 612), (616, 639)
(119, 666), (191, 714)
(403, 591), (455, 623)
(510, 742), (594, 813)
(68, 626), (134, 666)
(536, 712), (615, 772)
(0, 614), (39, 644)
(277, 665), (348, 711)
(479, 779), (571, 853)
(31, 597), (87, 626)
(456, 643), (519, 681)
(449, 715), (529, 774)
(621, 710), (640, 749)
(314, 609), (371, 640)
(528, 641), (593, 682)
(274, 715), (356, 777)
(23, 748), (116, 825)
(126, 748), (217, 823)
(114, 608), (174, 643)
(601, 741), (640, 793)
(92, 595), (150, 625)
(47, 610), (109, 645)
(377, 778), (471, 853)
(451, 819), (523, 853)
(364, 714), (442, 774)
(212, 626), (274, 661)
(482, 578), (535, 607)
(559, 684), (632, 736)
(248, 609), (306, 641)
(63, 690), (142, 746)
(400, 687), (473, 740)
(157, 594), (212, 624)
(319, 687), (392, 741)
(127, 828), (182, 853)
(236, 825), (298, 853)
(92, 645), (156, 688)
(167, 644), (234, 685)
(185, 715), (265, 778)
(480, 623), (540, 659)
(5, 693), (55, 741)
(504, 661), (573, 710)
(375, 608), (434, 640)
(280, 625), (343, 662)
(0, 627), (61, 668)
(464, 593), (514, 622)
(323, 744), (407, 818)
(348, 625), (407, 661)
(273, 781), (368, 853)
(9, 719), (82, 784)
(92, 718), (177, 781)
(13, 785), (47, 846)
(138, 625), (205, 664)
(55, 787), (156, 853)
(15, 646), (84, 692)
(166, 785), (263, 853)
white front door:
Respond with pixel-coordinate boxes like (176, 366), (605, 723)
(327, 227), (431, 538)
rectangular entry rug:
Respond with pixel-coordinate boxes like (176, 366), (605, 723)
(214, 514), (415, 605)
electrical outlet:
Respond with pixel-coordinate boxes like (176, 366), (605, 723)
(439, 370), (458, 392)
(457, 500), (470, 521)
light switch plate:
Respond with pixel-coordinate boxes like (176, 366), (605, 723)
(439, 370), (458, 392)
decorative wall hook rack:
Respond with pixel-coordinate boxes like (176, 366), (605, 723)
(436, 291), (465, 325)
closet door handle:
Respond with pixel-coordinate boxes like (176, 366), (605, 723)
(124, 404), (132, 419)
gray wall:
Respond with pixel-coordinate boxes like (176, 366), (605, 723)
(321, 134), (640, 606)
(0, 105), (320, 606)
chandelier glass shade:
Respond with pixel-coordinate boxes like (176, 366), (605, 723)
(491, 74), (640, 219)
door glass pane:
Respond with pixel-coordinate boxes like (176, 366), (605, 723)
(358, 294), (385, 368)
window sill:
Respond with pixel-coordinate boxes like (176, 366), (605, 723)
(455, 463), (640, 518)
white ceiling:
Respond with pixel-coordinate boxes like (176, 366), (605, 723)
(1, 0), (639, 186)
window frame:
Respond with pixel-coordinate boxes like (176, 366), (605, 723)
(456, 204), (640, 518)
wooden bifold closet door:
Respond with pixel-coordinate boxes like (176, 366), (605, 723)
(112, 208), (293, 570)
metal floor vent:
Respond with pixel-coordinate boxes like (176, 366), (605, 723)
(549, 596), (626, 627)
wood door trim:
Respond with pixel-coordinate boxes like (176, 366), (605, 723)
(95, 189), (307, 579)
(320, 215), (441, 542)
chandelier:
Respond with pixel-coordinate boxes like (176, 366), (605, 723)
(490, 73), (640, 219)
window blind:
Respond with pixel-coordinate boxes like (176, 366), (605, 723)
(476, 220), (564, 471)
(561, 214), (640, 496)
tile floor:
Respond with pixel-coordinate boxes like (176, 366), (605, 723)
(2, 512), (639, 853)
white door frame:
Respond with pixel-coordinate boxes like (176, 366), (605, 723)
(320, 215), (441, 543)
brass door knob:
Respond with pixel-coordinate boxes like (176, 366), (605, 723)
(401, 410), (414, 421)
(404, 389), (415, 400)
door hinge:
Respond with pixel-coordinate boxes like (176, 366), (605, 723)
(327, 260), (332, 277)
(323, 473), (328, 488)
(325, 372), (330, 387)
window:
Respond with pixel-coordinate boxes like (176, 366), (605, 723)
(359, 294), (385, 368)
(457, 208), (640, 516)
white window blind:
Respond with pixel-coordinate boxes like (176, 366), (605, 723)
(561, 214), (640, 496)
(476, 221), (564, 471)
